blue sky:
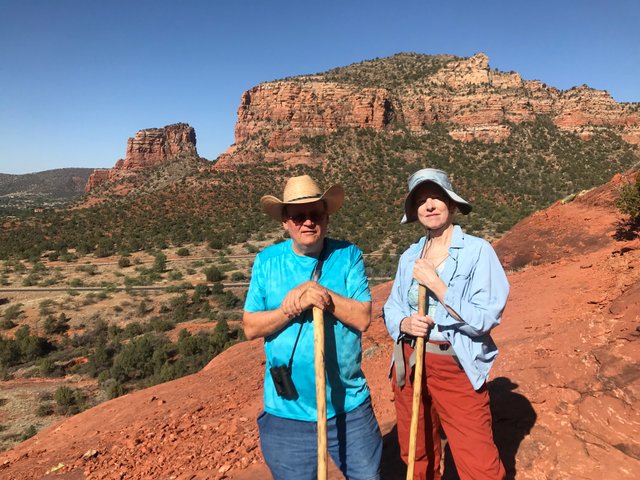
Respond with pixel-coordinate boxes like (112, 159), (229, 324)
(1, 0), (638, 174)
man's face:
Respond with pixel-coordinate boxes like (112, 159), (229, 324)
(282, 201), (328, 255)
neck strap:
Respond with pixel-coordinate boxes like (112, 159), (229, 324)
(288, 240), (327, 369)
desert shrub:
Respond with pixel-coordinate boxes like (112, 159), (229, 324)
(214, 290), (241, 309)
(101, 378), (125, 399)
(153, 252), (167, 273)
(71, 318), (109, 349)
(124, 322), (144, 338)
(3, 304), (23, 321)
(39, 357), (64, 377)
(244, 243), (259, 253)
(208, 238), (223, 250)
(22, 274), (39, 286)
(230, 271), (246, 282)
(0, 319), (15, 330)
(0, 336), (21, 367)
(617, 174), (640, 218)
(203, 266), (224, 282)
(165, 282), (192, 293)
(192, 283), (210, 303)
(75, 264), (98, 275)
(148, 317), (175, 332)
(20, 425), (38, 440)
(87, 341), (115, 377)
(177, 247), (190, 257)
(110, 333), (172, 383)
(118, 257), (131, 268)
(36, 402), (54, 417)
(54, 386), (83, 415)
(43, 313), (70, 335)
(136, 300), (150, 317)
(95, 238), (115, 258)
(39, 299), (55, 316)
(167, 270), (183, 281)
(19, 334), (55, 362)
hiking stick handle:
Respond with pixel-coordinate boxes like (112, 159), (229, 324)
(406, 285), (427, 480)
(313, 306), (328, 480)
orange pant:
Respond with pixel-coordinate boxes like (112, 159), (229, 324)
(392, 342), (505, 480)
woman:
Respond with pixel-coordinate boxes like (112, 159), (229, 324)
(383, 168), (509, 480)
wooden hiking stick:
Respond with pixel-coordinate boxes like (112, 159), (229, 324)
(406, 285), (427, 480)
(313, 306), (328, 480)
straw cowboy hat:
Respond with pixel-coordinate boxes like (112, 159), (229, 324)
(260, 175), (345, 221)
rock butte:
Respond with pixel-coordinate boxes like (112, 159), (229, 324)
(85, 123), (197, 192)
(217, 53), (640, 167)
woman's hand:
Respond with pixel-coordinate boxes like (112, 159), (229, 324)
(400, 314), (434, 337)
(280, 281), (331, 318)
(412, 258), (440, 288)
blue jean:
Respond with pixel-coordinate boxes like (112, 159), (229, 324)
(257, 397), (382, 480)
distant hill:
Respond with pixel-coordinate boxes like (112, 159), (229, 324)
(0, 168), (94, 209)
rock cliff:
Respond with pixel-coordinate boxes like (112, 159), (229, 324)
(85, 123), (197, 192)
(217, 53), (640, 167)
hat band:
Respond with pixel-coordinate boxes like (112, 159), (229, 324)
(286, 194), (322, 202)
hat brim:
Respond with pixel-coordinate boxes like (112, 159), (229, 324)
(401, 180), (472, 224)
(261, 184), (345, 221)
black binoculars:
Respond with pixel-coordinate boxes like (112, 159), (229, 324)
(270, 365), (299, 400)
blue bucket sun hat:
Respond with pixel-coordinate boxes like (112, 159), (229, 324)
(401, 168), (472, 224)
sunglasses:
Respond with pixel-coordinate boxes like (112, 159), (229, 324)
(286, 211), (326, 225)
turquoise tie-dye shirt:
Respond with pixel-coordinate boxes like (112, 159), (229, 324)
(244, 238), (372, 421)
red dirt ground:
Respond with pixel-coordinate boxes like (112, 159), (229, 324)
(1, 171), (639, 479)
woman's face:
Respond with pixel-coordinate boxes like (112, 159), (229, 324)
(413, 183), (455, 232)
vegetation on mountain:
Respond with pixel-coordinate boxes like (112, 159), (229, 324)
(0, 168), (93, 208)
(0, 117), (637, 262)
(298, 52), (461, 88)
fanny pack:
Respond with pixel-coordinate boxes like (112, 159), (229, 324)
(393, 335), (458, 388)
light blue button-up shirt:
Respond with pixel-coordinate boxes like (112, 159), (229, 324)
(383, 225), (509, 390)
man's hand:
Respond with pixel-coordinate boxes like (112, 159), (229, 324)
(399, 314), (434, 338)
(280, 281), (331, 318)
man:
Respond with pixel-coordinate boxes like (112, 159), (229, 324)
(243, 175), (382, 480)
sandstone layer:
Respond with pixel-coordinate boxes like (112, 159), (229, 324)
(217, 53), (640, 167)
(85, 123), (197, 192)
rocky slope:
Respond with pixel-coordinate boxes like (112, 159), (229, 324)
(85, 123), (199, 192)
(1, 171), (638, 479)
(218, 53), (640, 167)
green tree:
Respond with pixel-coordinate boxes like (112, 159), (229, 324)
(153, 252), (167, 273)
(204, 266), (224, 282)
(617, 175), (640, 218)
(110, 333), (171, 382)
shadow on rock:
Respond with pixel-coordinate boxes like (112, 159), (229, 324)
(380, 377), (536, 480)
(380, 425), (407, 479)
(614, 216), (640, 241)
(488, 376), (537, 480)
